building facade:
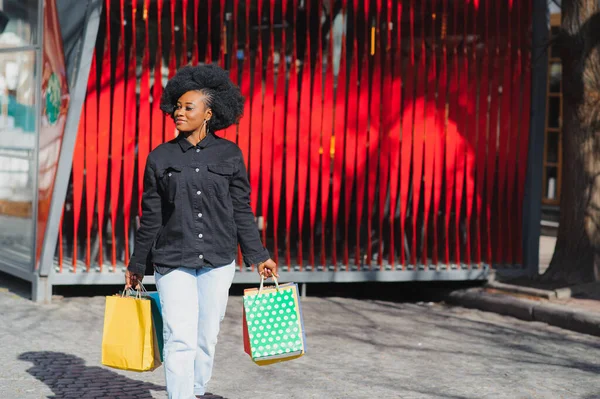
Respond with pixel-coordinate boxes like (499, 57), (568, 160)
(0, 0), (550, 301)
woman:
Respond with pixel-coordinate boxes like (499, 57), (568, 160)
(126, 64), (278, 399)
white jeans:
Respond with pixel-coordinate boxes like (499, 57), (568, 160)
(155, 261), (236, 399)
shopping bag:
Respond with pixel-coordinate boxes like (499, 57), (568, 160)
(242, 277), (306, 366)
(101, 291), (162, 372)
(142, 291), (164, 362)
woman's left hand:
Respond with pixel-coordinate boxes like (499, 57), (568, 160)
(257, 259), (279, 279)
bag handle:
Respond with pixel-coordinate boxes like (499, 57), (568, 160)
(258, 275), (280, 296)
(121, 282), (147, 298)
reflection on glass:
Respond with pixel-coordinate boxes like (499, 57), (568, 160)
(36, 0), (70, 265)
(545, 167), (558, 200)
(547, 131), (559, 164)
(549, 62), (561, 93)
(550, 27), (560, 59)
(548, 96), (561, 129)
(0, 0), (39, 48)
(0, 49), (36, 269)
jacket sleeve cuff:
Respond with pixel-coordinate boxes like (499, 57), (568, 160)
(243, 248), (270, 267)
(127, 255), (147, 275)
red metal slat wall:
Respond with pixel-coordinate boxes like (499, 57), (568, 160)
(95, 0), (112, 271)
(320, 0), (334, 268)
(330, 0), (347, 270)
(386, 1), (402, 269)
(59, 0), (534, 274)
(122, 0), (137, 266)
(475, 0), (489, 267)
(366, 0), (382, 269)
(109, 0), (126, 269)
(309, 2), (324, 268)
(432, 0), (447, 268)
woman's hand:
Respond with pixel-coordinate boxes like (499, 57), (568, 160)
(257, 259), (279, 279)
(125, 270), (144, 290)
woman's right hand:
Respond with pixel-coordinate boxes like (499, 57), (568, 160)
(125, 270), (144, 290)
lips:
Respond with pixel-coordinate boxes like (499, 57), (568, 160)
(175, 119), (186, 124)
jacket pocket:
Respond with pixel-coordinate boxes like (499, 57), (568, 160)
(159, 166), (182, 203)
(207, 163), (234, 199)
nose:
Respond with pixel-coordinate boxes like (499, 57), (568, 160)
(174, 108), (184, 118)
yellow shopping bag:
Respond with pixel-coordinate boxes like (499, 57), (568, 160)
(101, 292), (162, 372)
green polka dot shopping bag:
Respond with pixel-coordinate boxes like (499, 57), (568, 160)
(242, 277), (306, 366)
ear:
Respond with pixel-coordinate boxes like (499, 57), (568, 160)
(205, 108), (213, 121)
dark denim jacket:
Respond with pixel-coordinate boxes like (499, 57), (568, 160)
(128, 133), (269, 275)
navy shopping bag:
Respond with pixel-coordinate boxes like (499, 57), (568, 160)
(142, 291), (164, 362)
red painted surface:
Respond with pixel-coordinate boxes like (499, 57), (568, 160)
(399, 1), (415, 268)
(367, 40), (381, 269)
(122, 0), (138, 266)
(344, 44), (358, 269)
(297, 42), (311, 269)
(138, 0), (151, 218)
(308, 2), (324, 267)
(271, 0), (287, 266)
(331, 38), (347, 270)
(497, 0), (513, 265)
(432, 0), (448, 267)
(320, 1), (334, 267)
(61, 0), (535, 273)
(96, 0), (112, 270)
(284, 2), (299, 269)
(475, 0), (490, 267)
(355, 53), (368, 266)
(109, 0), (126, 268)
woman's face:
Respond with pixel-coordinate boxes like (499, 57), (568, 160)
(173, 90), (212, 133)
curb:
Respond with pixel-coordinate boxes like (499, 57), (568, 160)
(486, 280), (600, 300)
(486, 281), (558, 299)
(445, 289), (600, 337)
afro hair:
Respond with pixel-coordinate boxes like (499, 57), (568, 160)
(160, 64), (244, 131)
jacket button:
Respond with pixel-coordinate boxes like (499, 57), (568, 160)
(199, 254), (204, 259)
(168, 172), (172, 177)
(196, 168), (200, 172)
(198, 233), (203, 238)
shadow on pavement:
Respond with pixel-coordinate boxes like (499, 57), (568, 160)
(318, 297), (600, 375)
(0, 270), (31, 300)
(18, 351), (165, 399)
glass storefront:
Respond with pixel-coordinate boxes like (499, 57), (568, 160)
(0, 0), (41, 272)
(0, 0), (39, 47)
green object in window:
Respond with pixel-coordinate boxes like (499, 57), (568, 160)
(45, 73), (61, 125)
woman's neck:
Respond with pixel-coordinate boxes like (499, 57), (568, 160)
(184, 128), (207, 146)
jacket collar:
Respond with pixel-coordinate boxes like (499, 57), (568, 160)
(177, 131), (216, 152)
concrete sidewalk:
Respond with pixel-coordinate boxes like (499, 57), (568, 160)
(2, 274), (600, 399)
(444, 283), (600, 337)
(445, 234), (600, 338)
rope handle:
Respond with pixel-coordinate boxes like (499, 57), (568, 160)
(258, 275), (280, 296)
(121, 282), (147, 298)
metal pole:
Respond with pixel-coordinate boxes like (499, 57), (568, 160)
(30, 0), (45, 272)
(522, 0), (549, 277)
